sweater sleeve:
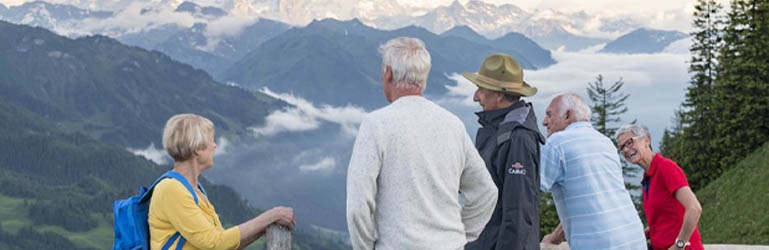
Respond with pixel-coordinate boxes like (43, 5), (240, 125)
(459, 131), (498, 242)
(151, 180), (241, 250)
(346, 118), (382, 250)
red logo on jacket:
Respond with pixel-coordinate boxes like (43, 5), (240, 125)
(508, 162), (526, 175)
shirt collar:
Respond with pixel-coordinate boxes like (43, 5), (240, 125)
(564, 121), (592, 131)
(646, 153), (663, 177)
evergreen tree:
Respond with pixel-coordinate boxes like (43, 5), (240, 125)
(585, 74), (641, 194)
(670, 0), (725, 190)
(660, 109), (686, 159)
(709, 0), (769, 188)
(587, 74), (630, 137)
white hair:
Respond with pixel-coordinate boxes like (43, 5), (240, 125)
(615, 124), (651, 142)
(556, 93), (591, 122)
(378, 37), (431, 91)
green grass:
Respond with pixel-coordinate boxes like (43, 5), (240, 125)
(0, 195), (32, 233)
(0, 194), (111, 249)
(697, 142), (769, 244)
(39, 213), (114, 249)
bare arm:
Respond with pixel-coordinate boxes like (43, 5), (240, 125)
(237, 206), (295, 249)
(673, 186), (702, 244)
(541, 223), (565, 244)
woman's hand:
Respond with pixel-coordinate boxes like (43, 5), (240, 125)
(268, 206), (295, 230)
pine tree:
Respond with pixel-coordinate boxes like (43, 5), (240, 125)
(587, 74), (630, 137)
(709, 0), (769, 188)
(671, 0), (725, 190)
(585, 75), (641, 194)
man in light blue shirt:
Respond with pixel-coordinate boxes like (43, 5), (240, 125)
(539, 93), (646, 250)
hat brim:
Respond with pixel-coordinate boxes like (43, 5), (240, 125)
(462, 72), (537, 97)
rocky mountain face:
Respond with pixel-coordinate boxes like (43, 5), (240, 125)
(0, 0), (672, 51)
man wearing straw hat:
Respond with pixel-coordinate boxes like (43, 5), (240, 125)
(463, 53), (545, 250)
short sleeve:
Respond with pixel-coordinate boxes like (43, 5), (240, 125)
(660, 160), (689, 195)
(540, 141), (564, 192)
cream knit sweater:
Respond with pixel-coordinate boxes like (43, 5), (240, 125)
(346, 95), (497, 250)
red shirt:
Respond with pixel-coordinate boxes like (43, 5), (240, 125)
(642, 154), (703, 250)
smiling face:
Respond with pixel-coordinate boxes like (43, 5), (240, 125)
(617, 131), (651, 165)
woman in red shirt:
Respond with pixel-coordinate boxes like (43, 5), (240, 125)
(615, 124), (704, 250)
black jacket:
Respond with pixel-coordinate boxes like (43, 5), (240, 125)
(466, 101), (545, 250)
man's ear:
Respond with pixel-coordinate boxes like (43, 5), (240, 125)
(495, 91), (505, 102)
(383, 66), (393, 83)
(564, 109), (571, 121)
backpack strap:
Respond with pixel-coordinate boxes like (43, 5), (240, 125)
(140, 171), (205, 204)
(141, 171), (207, 250)
(162, 171), (201, 205)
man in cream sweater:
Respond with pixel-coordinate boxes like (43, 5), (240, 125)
(346, 37), (498, 250)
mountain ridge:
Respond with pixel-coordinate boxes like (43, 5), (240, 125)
(600, 28), (689, 54)
(221, 18), (555, 109)
(0, 19), (349, 249)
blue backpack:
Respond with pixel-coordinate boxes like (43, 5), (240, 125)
(112, 171), (207, 250)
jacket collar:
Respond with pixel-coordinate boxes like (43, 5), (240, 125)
(475, 101), (526, 128)
(476, 101), (545, 144)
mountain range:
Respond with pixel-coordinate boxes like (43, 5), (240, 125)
(0, 0), (688, 51)
(0, 0), (693, 244)
(599, 28), (689, 54)
(0, 19), (348, 249)
(221, 18), (556, 109)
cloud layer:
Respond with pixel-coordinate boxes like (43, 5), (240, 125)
(250, 88), (367, 137)
(439, 43), (690, 150)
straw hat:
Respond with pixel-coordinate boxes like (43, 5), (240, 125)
(462, 53), (537, 97)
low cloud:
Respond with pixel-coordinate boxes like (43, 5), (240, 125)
(250, 88), (367, 137)
(299, 157), (336, 173)
(197, 15), (259, 52)
(214, 136), (230, 156)
(127, 143), (170, 165)
(76, 2), (197, 36)
(439, 47), (690, 150)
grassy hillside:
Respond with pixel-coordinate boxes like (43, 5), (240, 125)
(697, 142), (769, 244)
(0, 94), (346, 249)
(0, 20), (348, 249)
(0, 20), (282, 147)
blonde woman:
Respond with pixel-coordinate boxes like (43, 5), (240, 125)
(149, 114), (294, 250)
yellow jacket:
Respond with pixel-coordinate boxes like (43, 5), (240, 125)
(148, 179), (241, 250)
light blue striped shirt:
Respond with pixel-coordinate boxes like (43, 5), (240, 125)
(540, 122), (646, 250)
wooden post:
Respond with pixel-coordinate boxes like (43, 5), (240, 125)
(266, 224), (291, 250)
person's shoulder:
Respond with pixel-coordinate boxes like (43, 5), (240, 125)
(153, 178), (187, 196)
(546, 131), (571, 145)
(656, 154), (683, 170)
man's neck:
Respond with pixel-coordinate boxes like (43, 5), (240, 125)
(389, 87), (422, 102)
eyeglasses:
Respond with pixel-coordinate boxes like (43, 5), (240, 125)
(618, 136), (639, 152)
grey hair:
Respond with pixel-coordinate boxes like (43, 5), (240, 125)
(614, 124), (651, 142)
(379, 37), (431, 91)
(556, 93), (591, 122)
(503, 93), (521, 103)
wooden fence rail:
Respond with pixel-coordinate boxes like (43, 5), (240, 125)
(266, 224), (292, 250)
